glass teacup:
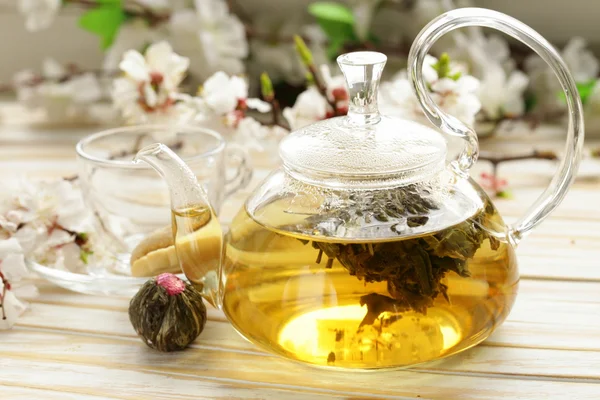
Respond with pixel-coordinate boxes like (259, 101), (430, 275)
(75, 125), (252, 275)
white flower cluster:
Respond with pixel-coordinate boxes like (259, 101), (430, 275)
(12, 59), (104, 123)
(446, 26), (600, 125)
(112, 41), (285, 152)
(17, 0), (61, 32)
(112, 41), (192, 125)
(111, 40), (486, 148)
(19, 0), (248, 84)
(283, 65), (348, 130)
(446, 27), (528, 121)
(16, 0), (600, 138)
(380, 55), (481, 127)
(0, 178), (103, 329)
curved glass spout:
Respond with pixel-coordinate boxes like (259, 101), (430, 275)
(134, 143), (223, 307)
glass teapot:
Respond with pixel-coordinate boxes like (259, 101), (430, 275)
(135, 8), (583, 369)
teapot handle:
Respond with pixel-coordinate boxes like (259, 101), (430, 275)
(408, 7), (584, 245)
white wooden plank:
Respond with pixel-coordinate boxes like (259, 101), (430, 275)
(3, 328), (600, 381)
(0, 386), (116, 400)
(0, 358), (360, 400)
(1, 332), (600, 400)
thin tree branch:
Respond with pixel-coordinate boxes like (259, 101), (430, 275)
(307, 64), (341, 115)
(478, 150), (558, 166)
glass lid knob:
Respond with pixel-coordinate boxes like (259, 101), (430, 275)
(337, 51), (387, 126)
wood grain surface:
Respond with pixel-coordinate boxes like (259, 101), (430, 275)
(1, 103), (600, 399)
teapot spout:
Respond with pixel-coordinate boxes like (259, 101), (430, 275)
(134, 143), (211, 212)
(134, 143), (223, 308)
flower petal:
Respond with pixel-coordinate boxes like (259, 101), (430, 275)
(0, 291), (27, 330)
(246, 98), (272, 113)
(119, 50), (150, 81)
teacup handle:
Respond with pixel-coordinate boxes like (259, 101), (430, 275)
(224, 144), (253, 198)
(408, 7), (584, 245)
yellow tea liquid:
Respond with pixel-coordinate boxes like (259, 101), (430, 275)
(221, 206), (519, 369)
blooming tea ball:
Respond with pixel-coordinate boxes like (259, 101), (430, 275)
(129, 273), (207, 352)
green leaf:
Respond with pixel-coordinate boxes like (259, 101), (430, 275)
(449, 71), (462, 81)
(496, 190), (513, 199)
(308, 2), (356, 59)
(558, 80), (597, 105)
(577, 80), (597, 104)
(80, 249), (94, 265)
(78, 1), (127, 50)
(294, 35), (314, 66)
(432, 53), (460, 80)
(260, 72), (274, 101)
(308, 2), (354, 24)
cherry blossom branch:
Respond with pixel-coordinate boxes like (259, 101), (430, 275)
(0, 270), (10, 320)
(293, 36), (344, 116)
(260, 73), (290, 130)
(479, 149), (558, 166)
(309, 65), (342, 115)
(478, 109), (567, 137)
(0, 66), (119, 93)
(63, 0), (170, 25)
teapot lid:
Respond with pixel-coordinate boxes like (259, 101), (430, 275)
(279, 51), (447, 188)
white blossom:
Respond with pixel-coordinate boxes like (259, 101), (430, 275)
(2, 179), (90, 239)
(18, 0), (61, 32)
(431, 76), (481, 126)
(183, 71), (270, 128)
(448, 28), (514, 78)
(111, 41), (192, 124)
(0, 177), (107, 328)
(29, 231), (88, 273)
(560, 37), (599, 83)
(283, 87), (328, 130)
(0, 290), (27, 330)
(201, 72), (249, 115)
(0, 238), (32, 330)
(320, 64), (348, 105)
(13, 59), (103, 122)
(478, 67), (529, 120)
(0, 239), (27, 283)
(379, 55), (481, 127)
(0, 178), (99, 269)
(170, 0), (248, 81)
(448, 28), (529, 120)
(234, 117), (288, 153)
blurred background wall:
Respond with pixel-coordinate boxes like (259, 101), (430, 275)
(0, 0), (597, 81)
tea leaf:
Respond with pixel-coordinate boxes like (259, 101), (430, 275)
(305, 200), (492, 329)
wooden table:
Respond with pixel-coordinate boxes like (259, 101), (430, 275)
(1, 104), (600, 399)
